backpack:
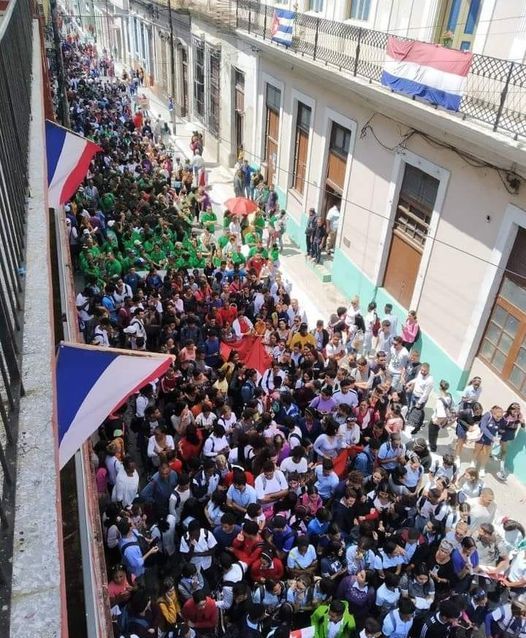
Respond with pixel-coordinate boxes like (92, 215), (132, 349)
(406, 406), (425, 429)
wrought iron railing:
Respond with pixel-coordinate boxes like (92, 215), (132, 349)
(231, 0), (525, 138)
(0, 0), (33, 628)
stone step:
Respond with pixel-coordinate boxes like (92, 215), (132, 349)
(304, 255), (332, 282)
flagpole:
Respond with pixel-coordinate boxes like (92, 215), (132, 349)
(58, 340), (175, 361)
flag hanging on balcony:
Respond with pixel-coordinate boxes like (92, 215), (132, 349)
(45, 120), (101, 208)
(271, 8), (296, 47)
(56, 343), (172, 469)
(381, 37), (473, 111)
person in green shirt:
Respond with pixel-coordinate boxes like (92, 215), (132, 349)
(149, 244), (168, 269)
(200, 207), (217, 234)
(231, 249), (246, 266)
(105, 252), (123, 278)
(243, 225), (258, 248)
(189, 251), (206, 269)
(100, 192), (115, 214)
(249, 242), (269, 259)
(311, 600), (356, 638)
(269, 243), (280, 263)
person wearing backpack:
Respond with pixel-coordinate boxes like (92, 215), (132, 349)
(117, 518), (160, 579)
(381, 598), (416, 638)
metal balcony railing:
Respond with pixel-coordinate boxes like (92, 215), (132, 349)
(0, 0), (33, 629)
(179, 0), (525, 138)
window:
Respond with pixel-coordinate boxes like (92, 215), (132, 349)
(208, 47), (221, 137)
(291, 102), (311, 194)
(193, 38), (205, 120)
(308, 0), (324, 12)
(330, 123), (352, 157)
(383, 164), (439, 308)
(394, 164), (438, 249)
(479, 228), (526, 398)
(266, 84), (281, 111)
(350, 0), (371, 21)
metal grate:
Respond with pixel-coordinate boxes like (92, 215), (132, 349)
(0, 0), (32, 630)
(231, 0), (526, 137)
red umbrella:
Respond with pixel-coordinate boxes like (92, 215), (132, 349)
(224, 196), (259, 216)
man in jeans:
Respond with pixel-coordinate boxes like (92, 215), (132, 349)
(310, 217), (327, 264)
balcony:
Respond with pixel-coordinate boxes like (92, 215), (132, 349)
(176, 0), (526, 140)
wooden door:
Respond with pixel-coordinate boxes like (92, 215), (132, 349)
(265, 108), (279, 186)
(181, 47), (188, 117)
(383, 231), (422, 308)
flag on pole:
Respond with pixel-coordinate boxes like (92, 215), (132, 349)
(45, 120), (101, 208)
(381, 37), (473, 111)
(270, 9), (296, 47)
(56, 343), (172, 469)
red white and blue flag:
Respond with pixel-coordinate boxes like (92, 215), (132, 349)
(270, 8), (296, 47)
(46, 120), (101, 208)
(56, 343), (172, 469)
(381, 37), (473, 112)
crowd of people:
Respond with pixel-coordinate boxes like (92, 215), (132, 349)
(60, 35), (526, 638)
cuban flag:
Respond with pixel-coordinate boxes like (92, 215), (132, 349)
(56, 343), (173, 469)
(271, 9), (296, 47)
(46, 120), (101, 209)
(381, 37), (473, 112)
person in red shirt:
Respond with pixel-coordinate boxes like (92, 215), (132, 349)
(231, 520), (263, 566)
(217, 303), (238, 327)
(178, 424), (204, 462)
(246, 253), (266, 278)
(182, 590), (218, 631)
(249, 550), (285, 583)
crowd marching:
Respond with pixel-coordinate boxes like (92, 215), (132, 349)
(60, 35), (526, 638)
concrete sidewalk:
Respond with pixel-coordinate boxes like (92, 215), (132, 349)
(143, 85), (526, 526)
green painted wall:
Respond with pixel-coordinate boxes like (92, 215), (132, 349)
(286, 211), (307, 250)
(331, 248), (466, 389)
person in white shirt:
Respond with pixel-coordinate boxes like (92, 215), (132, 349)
(123, 308), (147, 350)
(383, 303), (400, 336)
(388, 337), (410, 392)
(280, 446), (309, 476)
(376, 320), (394, 355)
(255, 461), (289, 514)
(215, 552), (248, 610)
(147, 425), (175, 467)
(168, 474), (192, 523)
(202, 424), (230, 458)
(92, 318), (112, 347)
(326, 334), (345, 365)
(325, 205), (340, 254)
(405, 363), (434, 410)
(180, 521), (218, 572)
(338, 417), (361, 447)
(381, 599), (415, 638)
(232, 309), (254, 338)
(287, 537), (318, 576)
(112, 457), (139, 507)
(105, 445), (123, 488)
